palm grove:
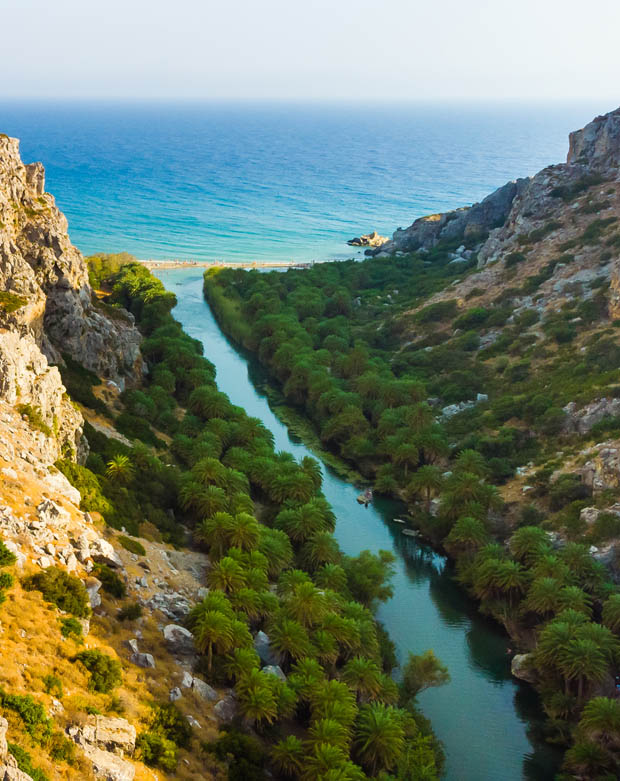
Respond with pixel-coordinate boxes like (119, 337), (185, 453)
(203, 239), (620, 778)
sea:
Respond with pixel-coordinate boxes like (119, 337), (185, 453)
(0, 100), (607, 264)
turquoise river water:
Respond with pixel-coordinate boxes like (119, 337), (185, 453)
(155, 268), (562, 780)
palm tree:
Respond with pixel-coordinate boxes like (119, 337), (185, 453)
(192, 609), (233, 674)
(196, 511), (233, 558)
(286, 581), (328, 626)
(453, 448), (488, 477)
(310, 680), (357, 726)
(407, 465), (443, 512)
(231, 587), (262, 623)
(278, 569), (312, 597)
(192, 456), (227, 487)
(105, 455), (134, 484)
(558, 586), (592, 617)
(271, 735), (305, 777)
(602, 593), (620, 634)
(530, 554), (571, 585)
(563, 740), (614, 777)
(444, 516), (490, 559)
(311, 629), (339, 669)
(523, 577), (562, 618)
(354, 703), (405, 775)
(224, 647), (260, 682)
(393, 443), (419, 478)
(315, 563), (349, 595)
(579, 697), (620, 749)
(195, 485), (228, 518)
(235, 669), (278, 727)
(301, 455), (323, 491)
(302, 531), (340, 570)
(300, 743), (349, 781)
(496, 560), (528, 607)
(207, 556), (246, 594)
(509, 526), (551, 565)
(559, 637), (608, 699)
(288, 658), (325, 701)
(342, 657), (383, 703)
(276, 504), (326, 544)
(269, 617), (312, 667)
(401, 650), (450, 701)
(404, 403), (434, 433)
(258, 527), (293, 578)
(307, 718), (351, 751)
(227, 512), (260, 552)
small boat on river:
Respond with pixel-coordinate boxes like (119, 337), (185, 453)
(356, 488), (373, 506)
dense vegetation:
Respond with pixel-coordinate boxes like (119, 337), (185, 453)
(54, 260), (449, 778)
(204, 239), (620, 777)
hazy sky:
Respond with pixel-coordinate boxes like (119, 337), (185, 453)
(3, 0), (620, 101)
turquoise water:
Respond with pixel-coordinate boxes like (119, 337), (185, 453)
(0, 100), (604, 263)
(155, 268), (562, 781)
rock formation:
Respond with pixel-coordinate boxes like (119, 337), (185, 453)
(347, 230), (388, 247)
(0, 134), (143, 461)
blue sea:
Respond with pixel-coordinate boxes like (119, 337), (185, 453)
(0, 101), (607, 263)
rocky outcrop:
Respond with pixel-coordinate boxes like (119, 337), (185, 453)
(0, 135), (142, 389)
(371, 180), (519, 256)
(511, 653), (537, 684)
(563, 398), (620, 435)
(567, 108), (620, 171)
(348, 230), (388, 248)
(0, 717), (34, 780)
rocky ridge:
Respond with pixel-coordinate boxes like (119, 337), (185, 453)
(0, 135), (142, 461)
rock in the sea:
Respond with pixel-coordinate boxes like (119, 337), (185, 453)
(511, 653), (537, 684)
(347, 230), (388, 248)
(163, 623), (195, 655)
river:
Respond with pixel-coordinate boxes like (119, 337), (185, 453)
(155, 268), (561, 780)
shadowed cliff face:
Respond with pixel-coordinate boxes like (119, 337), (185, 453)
(0, 134), (143, 460)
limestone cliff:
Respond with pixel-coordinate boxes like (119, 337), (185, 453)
(0, 134), (142, 460)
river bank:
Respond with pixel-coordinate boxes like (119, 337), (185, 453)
(154, 267), (563, 781)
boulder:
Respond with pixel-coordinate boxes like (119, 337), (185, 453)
(80, 745), (135, 781)
(511, 653), (537, 684)
(169, 687), (182, 702)
(180, 671), (193, 688)
(69, 715), (136, 756)
(191, 677), (218, 702)
(214, 695), (237, 723)
(90, 538), (123, 569)
(85, 577), (103, 609)
(36, 499), (71, 529)
(262, 665), (287, 682)
(254, 630), (279, 665)
(0, 717), (7, 761)
(163, 624), (195, 656)
(131, 653), (155, 669)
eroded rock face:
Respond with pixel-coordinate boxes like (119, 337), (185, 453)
(0, 135), (142, 389)
(567, 108), (620, 171)
(511, 653), (537, 684)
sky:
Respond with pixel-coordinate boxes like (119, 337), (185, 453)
(2, 0), (620, 102)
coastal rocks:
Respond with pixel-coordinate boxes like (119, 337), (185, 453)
(563, 398), (620, 435)
(347, 230), (388, 248)
(511, 653), (537, 684)
(163, 623), (195, 656)
(567, 107), (620, 172)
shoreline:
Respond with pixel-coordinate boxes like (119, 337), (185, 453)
(138, 258), (329, 270)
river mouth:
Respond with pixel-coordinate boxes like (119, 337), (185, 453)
(155, 267), (563, 781)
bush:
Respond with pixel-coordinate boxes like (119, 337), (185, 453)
(54, 460), (111, 515)
(56, 353), (108, 415)
(549, 474), (590, 511)
(42, 674), (63, 698)
(0, 539), (17, 567)
(202, 728), (266, 781)
(453, 307), (489, 330)
(117, 535), (146, 556)
(16, 404), (52, 437)
(60, 617), (83, 640)
(93, 563), (126, 599)
(118, 603), (143, 621)
(6, 743), (49, 781)
(416, 299), (458, 323)
(75, 650), (122, 693)
(24, 568), (90, 617)
(137, 732), (178, 771)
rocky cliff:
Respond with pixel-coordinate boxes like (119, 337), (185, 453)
(372, 106), (620, 260)
(0, 134), (142, 460)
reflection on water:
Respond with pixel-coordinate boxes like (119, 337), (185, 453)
(155, 268), (562, 781)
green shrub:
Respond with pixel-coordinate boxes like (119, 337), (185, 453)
(590, 511), (620, 543)
(42, 674), (63, 698)
(75, 650), (122, 693)
(549, 474), (590, 511)
(453, 307), (489, 330)
(0, 291), (27, 313)
(0, 571), (14, 590)
(54, 460), (111, 515)
(0, 690), (50, 741)
(0, 540), (17, 567)
(202, 728), (266, 781)
(6, 743), (49, 781)
(118, 603), (143, 621)
(93, 563), (126, 599)
(60, 617), (83, 640)
(24, 568), (90, 617)
(415, 299), (458, 323)
(16, 404), (52, 437)
(56, 353), (108, 415)
(137, 732), (178, 771)
(505, 251), (526, 268)
(117, 535), (146, 556)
